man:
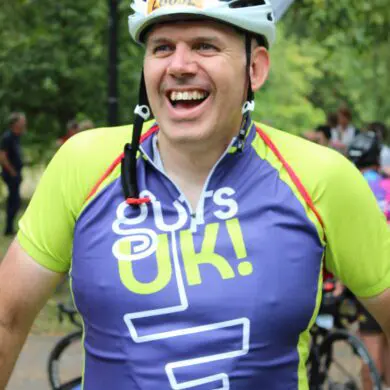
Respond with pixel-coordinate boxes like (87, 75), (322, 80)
(367, 122), (390, 173)
(57, 119), (79, 146)
(330, 105), (358, 154)
(348, 132), (390, 390)
(0, 112), (26, 236)
(0, 1), (389, 389)
(79, 119), (95, 132)
(303, 124), (331, 147)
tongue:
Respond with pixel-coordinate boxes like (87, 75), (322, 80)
(175, 100), (202, 110)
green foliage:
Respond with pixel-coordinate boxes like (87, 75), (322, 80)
(253, 26), (326, 133)
(0, 1), (109, 138)
(0, 0), (389, 159)
(0, 0), (144, 142)
(284, 0), (390, 128)
(286, 0), (390, 49)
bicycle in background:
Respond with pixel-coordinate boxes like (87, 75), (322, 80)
(308, 280), (382, 389)
(47, 303), (82, 390)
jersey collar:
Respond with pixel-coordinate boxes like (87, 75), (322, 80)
(139, 117), (256, 162)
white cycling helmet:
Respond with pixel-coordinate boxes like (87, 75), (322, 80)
(129, 0), (276, 47)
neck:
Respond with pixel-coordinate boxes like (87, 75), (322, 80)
(156, 128), (238, 211)
(158, 133), (232, 185)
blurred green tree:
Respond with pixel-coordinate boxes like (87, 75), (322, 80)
(0, 0), (389, 164)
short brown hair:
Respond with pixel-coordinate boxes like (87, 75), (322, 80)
(338, 107), (352, 121)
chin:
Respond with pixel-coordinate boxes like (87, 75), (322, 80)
(168, 132), (210, 146)
(160, 120), (213, 144)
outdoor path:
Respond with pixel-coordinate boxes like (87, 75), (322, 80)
(7, 334), (81, 390)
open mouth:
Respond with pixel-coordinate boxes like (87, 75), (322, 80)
(167, 90), (210, 110)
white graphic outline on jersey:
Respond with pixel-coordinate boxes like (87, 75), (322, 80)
(165, 318), (250, 390)
(112, 228), (158, 261)
(123, 232), (189, 331)
(121, 232), (250, 389)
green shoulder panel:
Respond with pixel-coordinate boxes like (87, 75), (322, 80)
(17, 123), (146, 272)
(255, 123), (390, 298)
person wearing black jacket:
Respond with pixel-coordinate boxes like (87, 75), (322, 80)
(0, 112), (26, 236)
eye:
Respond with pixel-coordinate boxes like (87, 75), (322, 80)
(194, 42), (219, 52)
(153, 44), (174, 55)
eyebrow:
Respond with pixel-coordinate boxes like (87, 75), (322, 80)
(147, 35), (223, 46)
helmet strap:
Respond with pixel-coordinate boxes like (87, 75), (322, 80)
(237, 34), (255, 152)
(121, 70), (151, 206)
(245, 33), (254, 103)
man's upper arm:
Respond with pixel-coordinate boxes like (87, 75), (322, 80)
(0, 150), (7, 165)
(319, 154), (390, 297)
(0, 240), (64, 331)
(17, 133), (90, 273)
(0, 134), (10, 153)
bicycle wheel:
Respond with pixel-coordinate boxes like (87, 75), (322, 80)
(47, 330), (83, 390)
(317, 329), (382, 390)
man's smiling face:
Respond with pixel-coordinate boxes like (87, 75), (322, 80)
(144, 20), (249, 146)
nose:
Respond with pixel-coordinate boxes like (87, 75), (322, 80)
(167, 43), (197, 78)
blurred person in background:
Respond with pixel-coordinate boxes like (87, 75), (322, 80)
(303, 124), (331, 147)
(326, 112), (338, 134)
(331, 106), (358, 154)
(314, 125), (331, 147)
(57, 119), (79, 146)
(79, 119), (95, 132)
(0, 112), (27, 236)
(366, 122), (390, 174)
(348, 132), (390, 390)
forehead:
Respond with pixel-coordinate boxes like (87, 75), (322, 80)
(145, 19), (242, 42)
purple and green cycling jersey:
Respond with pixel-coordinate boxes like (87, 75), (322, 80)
(18, 120), (390, 389)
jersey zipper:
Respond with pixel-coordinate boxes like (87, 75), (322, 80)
(139, 137), (237, 232)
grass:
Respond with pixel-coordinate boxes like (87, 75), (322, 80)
(0, 168), (77, 336)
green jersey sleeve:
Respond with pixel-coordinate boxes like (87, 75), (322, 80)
(260, 124), (390, 298)
(17, 125), (133, 272)
(319, 153), (390, 298)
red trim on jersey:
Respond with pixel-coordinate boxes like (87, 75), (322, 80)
(256, 126), (326, 241)
(140, 124), (159, 143)
(86, 153), (124, 202)
(85, 124), (159, 201)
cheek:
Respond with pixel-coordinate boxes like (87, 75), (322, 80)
(144, 61), (165, 110)
(210, 60), (246, 97)
(144, 58), (164, 86)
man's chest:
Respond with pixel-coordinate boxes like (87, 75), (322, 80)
(7, 137), (21, 160)
(71, 172), (324, 338)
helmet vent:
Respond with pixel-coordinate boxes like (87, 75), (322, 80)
(267, 12), (273, 21)
(228, 0), (266, 9)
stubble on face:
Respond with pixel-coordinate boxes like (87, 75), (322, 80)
(143, 20), (247, 151)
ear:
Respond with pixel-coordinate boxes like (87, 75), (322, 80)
(250, 46), (270, 92)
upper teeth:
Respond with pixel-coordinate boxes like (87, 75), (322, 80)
(170, 91), (207, 101)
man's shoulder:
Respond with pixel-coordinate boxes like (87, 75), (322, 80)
(64, 124), (133, 156)
(254, 122), (348, 173)
(0, 129), (12, 143)
(62, 120), (156, 156)
(253, 122), (360, 208)
(51, 121), (156, 202)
